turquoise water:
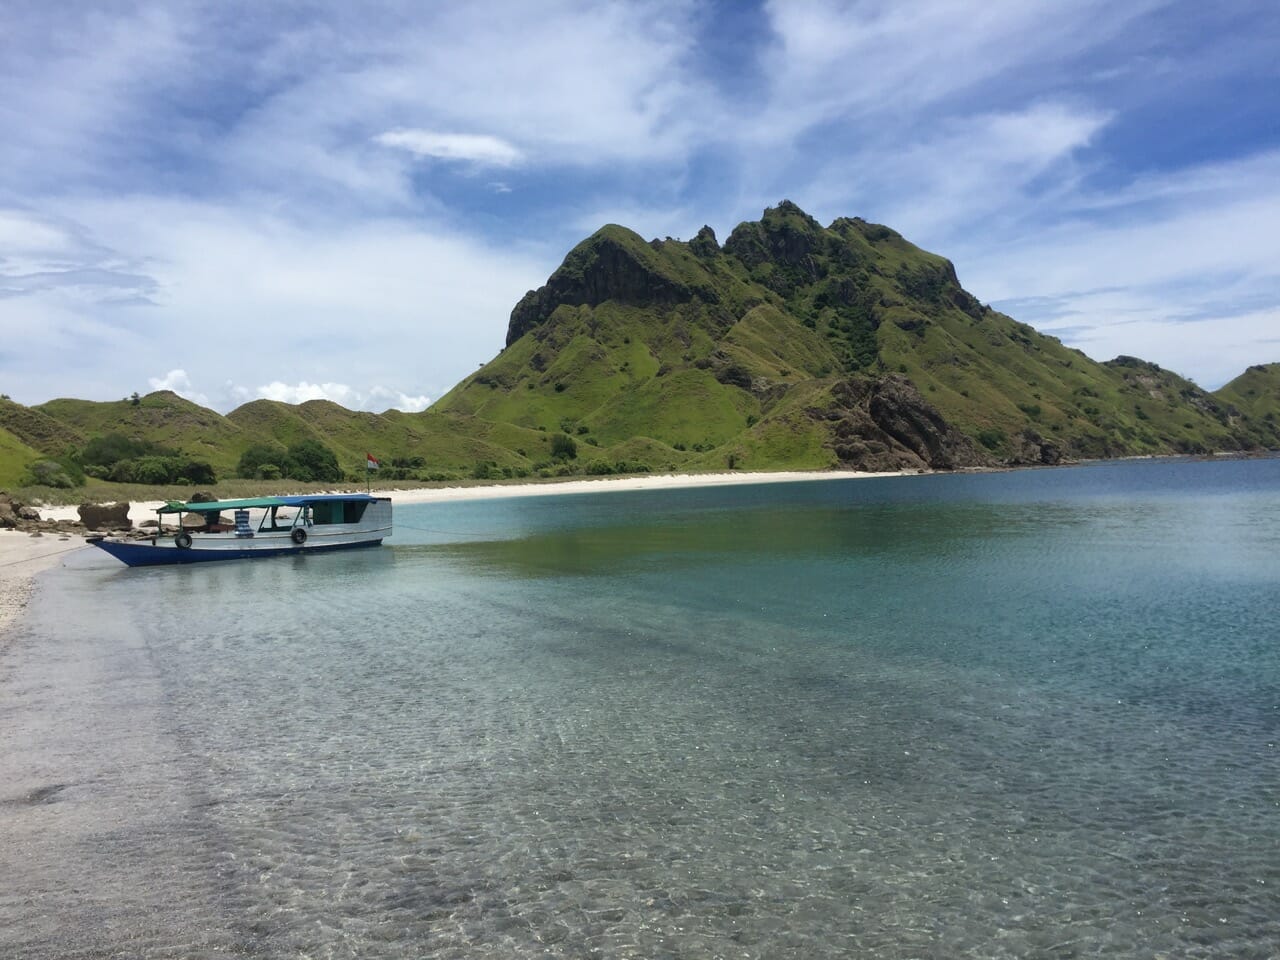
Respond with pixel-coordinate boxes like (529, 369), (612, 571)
(2, 458), (1278, 958)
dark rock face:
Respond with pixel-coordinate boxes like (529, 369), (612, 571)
(506, 232), (694, 346)
(0, 501), (14, 529)
(817, 375), (988, 471)
(689, 225), (720, 259)
(1010, 429), (1062, 465)
(724, 200), (823, 274)
(78, 501), (131, 531)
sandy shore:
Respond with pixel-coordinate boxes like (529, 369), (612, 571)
(29, 469), (907, 524)
(0, 531), (92, 638)
(1, 470), (903, 637)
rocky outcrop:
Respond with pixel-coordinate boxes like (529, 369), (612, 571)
(506, 229), (696, 346)
(689, 225), (720, 259)
(816, 375), (989, 472)
(1009, 429), (1062, 465)
(78, 501), (131, 531)
(0, 492), (41, 528)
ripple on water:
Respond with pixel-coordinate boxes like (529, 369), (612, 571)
(2, 461), (1279, 958)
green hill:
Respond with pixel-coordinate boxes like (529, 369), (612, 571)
(1214, 364), (1280, 440)
(435, 201), (1279, 469)
(0, 396), (86, 455)
(35, 390), (246, 473)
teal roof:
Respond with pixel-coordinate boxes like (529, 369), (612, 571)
(157, 493), (380, 514)
(158, 497), (287, 514)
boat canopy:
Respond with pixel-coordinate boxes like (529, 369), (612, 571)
(157, 494), (381, 514)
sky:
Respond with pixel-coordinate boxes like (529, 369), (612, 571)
(1, 0), (1277, 413)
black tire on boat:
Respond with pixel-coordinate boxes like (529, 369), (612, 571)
(175, 531), (193, 549)
(291, 527), (307, 545)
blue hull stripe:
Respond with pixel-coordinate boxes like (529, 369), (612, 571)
(91, 538), (383, 567)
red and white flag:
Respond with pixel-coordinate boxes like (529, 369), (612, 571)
(366, 453), (380, 471)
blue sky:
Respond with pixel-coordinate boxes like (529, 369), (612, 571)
(1, 0), (1277, 412)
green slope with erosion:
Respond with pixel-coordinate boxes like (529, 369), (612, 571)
(0, 396), (88, 456)
(1214, 363), (1280, 439)
(434, 201), (1280, 471)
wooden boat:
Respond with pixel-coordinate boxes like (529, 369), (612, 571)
(87, 494), (392, 566)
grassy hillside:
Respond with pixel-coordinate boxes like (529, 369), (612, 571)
(4, 202), (1277, 494)
(1214, 364), (1280, 442)
(0, 396), (86, 455)
(435, 202), (1279, 469)
(35, 391), (246, 473)
(0, 426), (43, 488)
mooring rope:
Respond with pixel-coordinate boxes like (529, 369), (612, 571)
(0, 540), (89, 570)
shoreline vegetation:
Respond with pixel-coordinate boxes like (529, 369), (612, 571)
(0, 468), (900, 637)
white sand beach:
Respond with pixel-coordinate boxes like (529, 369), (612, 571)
(28, 468), (907, 524)
(0, 469), (906, 636)
(0, 531), (92, 637)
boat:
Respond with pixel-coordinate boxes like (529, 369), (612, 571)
(87, 494), (392, 566)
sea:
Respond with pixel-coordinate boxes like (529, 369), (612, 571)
(1, 457), (1277, 959)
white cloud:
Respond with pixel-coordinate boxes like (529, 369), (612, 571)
(0, 193), (554, 411)
(375, 129), (523, 167)
(801, 102), (1112, 241)
(758, 0), (1164, 133)
(231, 380), (431, 413)
(148, 368), (209, 406)
(951, 150), (1280, 387)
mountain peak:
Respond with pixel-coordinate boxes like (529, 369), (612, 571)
(505, 225), (698, 346)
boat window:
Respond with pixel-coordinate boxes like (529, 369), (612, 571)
(258, 507), (295, 531)
(307, 500), (369, 524)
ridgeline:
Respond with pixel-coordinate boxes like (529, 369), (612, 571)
(3, 202), (1278, 493)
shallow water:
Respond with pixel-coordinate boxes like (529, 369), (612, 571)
(2, 458), (1278, 958)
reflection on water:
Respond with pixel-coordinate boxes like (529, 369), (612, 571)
(2, 457), (1278, 958)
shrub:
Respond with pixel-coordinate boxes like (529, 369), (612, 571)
(22, 459), (79, 488)
(550, 433), (578, 460)
(976, 428), (1007, 451)
(237, 442), (289, 479)
(286, 439), (341, 482)
(81, 432), (167, 468)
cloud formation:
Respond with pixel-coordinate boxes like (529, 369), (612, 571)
(375, 130), (523, 167)
(0, 0), (1275, 409)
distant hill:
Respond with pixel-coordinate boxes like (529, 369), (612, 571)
(0, 396), (86, 455)
(1215, 363), (1280, 429)
(35, 391), (245, 473)
(2, 202), (1277, 489)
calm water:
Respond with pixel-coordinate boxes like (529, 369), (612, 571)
(2, 458), (1278, 958)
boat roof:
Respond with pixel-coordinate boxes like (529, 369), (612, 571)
(158, 493), (381, 514)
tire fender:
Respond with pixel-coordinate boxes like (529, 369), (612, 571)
(291, 527), (307, 545)
(175, 531), (193, 549)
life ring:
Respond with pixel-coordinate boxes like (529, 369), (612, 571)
(291, 528), (307, 545)
(175, 531), (193, 549)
